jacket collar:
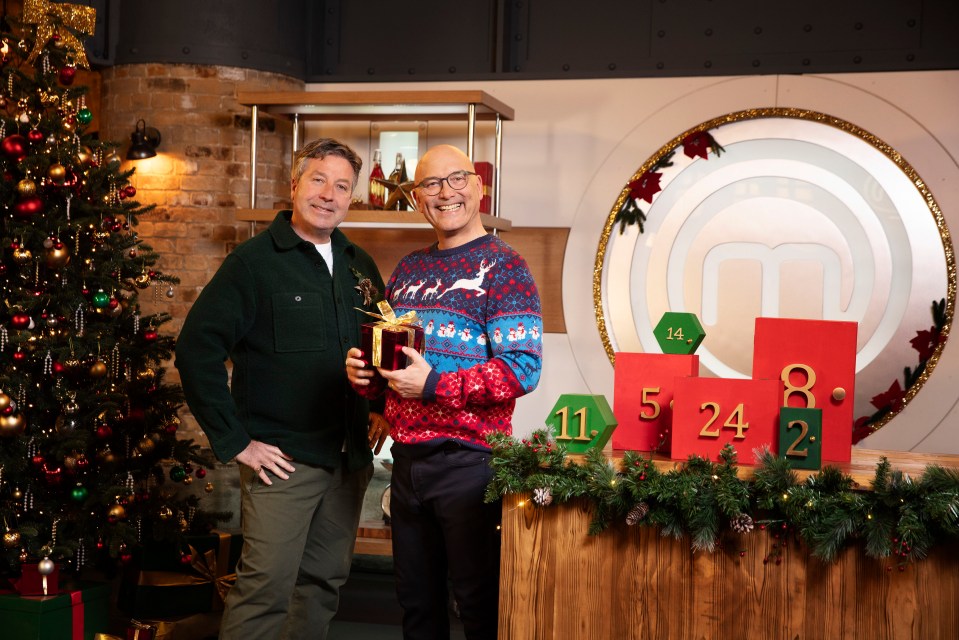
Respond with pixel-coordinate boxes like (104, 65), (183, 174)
(269, 210), (353, 256)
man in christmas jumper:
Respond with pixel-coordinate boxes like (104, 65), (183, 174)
(346, 144), (543, 639)
(176, 138), (388, 640)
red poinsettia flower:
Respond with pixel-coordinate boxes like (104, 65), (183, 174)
(852, 416), (874, 444)
(910, 326), (940, 361)
(871, 379), (905, 413)
(628, 171), (662, 204)
(682, 131), (714, 160)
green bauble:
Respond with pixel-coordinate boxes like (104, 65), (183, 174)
(70, 484), (89, 502)
(77, 108), (93, 125)
(169, 466), (187, 482)
(91, 289), (110, 308)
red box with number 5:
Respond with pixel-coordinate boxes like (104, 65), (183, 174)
(671, 377), (780, 464)
(612, 352), (699, 454)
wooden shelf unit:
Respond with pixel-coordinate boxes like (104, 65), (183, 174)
(236, 90), (514, 234)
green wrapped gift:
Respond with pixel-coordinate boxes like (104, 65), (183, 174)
(0, 581), (110, 640)
(118, 530), (241, 618)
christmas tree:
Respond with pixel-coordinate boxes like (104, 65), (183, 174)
(0, 4), (222, 578)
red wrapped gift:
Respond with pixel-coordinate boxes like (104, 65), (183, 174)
(12, 561), (59, 596)
(475, 161), (494, 213)
(358, 300), (425, 371)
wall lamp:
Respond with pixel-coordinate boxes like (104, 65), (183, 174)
(127, 119), (161, 160)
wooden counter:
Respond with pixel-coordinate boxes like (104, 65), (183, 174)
(498, 448), (959, 640)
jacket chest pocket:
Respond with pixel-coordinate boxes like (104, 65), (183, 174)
(273, 293), (327, 352)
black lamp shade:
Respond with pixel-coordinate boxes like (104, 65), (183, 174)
(128, 119), (161, 160)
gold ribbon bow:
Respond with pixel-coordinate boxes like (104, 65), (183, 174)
(357, 300), (421, 367)
(23, 0), (97, 68)
(135, 531), (237, 611)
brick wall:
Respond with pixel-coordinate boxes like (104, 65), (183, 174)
(99, 64), (304, 444)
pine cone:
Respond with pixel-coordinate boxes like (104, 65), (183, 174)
(730, 513), (754, 534)
(533, 486), (553, 507)
(626, 502), (649, 526)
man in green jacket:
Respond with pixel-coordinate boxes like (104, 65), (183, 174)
(175, 138), (388, 640)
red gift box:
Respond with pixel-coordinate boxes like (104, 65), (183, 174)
(475, 161), (494, 214)
(12, 561), (59, 596)
(358, 300), (424, 371)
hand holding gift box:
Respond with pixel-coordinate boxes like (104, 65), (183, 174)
(358, 300), (425, 371)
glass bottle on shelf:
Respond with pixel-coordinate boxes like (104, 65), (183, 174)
(368, 149), (385, 209)
(388, 152), (409, 211)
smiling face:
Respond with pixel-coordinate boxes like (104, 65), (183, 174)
(412, 145), (486, 249)
(289, 155), (355, 244)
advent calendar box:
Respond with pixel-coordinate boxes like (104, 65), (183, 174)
(612, 352), (699, 453)
(753, 317), (857, 463)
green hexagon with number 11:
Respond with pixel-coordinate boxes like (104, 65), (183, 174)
(654, 312), (706, 355)
(545, 394), (618, 454)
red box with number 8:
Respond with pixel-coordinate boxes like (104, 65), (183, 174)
(612, 352), (699, 454)
(670, 377), (781, 464)
(752, 317), (857, 463)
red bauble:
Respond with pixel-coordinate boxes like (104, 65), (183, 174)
(123, 185), (137, 198)
(143, 330), (159, 342)
(27, 129), (44, 143)
(2, 134), (28, 161)
(10, 313), (31, 329)
(108, 298), (119, 309)
(52, 361), (65, 375)
(44, 464), (63, 486)
(32, 454), (45, 468)
(196, 468), (207, 479)
(13, 195), (44, 218)
(58, 65), (77, 85)
(96, 424), (113, 439)
(12, 350), (26, 362)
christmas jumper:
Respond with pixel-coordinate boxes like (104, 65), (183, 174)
(359, 234), (543, 449)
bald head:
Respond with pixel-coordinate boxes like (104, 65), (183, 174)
(414, 145), (475, 184)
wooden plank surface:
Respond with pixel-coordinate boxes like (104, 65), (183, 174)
(499, 449), (959, 639)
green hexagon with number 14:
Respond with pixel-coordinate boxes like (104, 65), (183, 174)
(654, 312), (706, 355)
(545, 394), (618, 454)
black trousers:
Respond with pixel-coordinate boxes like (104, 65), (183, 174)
(390, 443), (502, 640)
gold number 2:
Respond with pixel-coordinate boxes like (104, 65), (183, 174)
(785, 419), (809, 458)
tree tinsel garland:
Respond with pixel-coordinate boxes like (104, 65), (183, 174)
(485, 430), (959, 565)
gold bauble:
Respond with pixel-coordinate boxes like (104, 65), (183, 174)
(108, 503), (127, 521)
(134, 273), (151, 289)
(182, 475), (193, 485)
(64, 399), (80, 415)
(12, 247), (32, 264)
(106, 151), (121, 167)
(3, 530), (21, 548)
(204, 482), (215, 493)
(63, 357), (81, 371)
(55, 414), (79, 434)
(136, 436), (155, 454)
(89, 361), (107, 378)
(16, 178), (37, 197)
(0, 413), (26, 437)
(97, 447), (117, 465)
(47, 163), (67, 184)
(158, 505), (173, 520)
(63, 454), (78, 470)
(136, 367), (156, 382)
(0, 393), (12, 412)
(76, 146), (93, 165)
(179, 518), (189, 532)
(11, 487), (23, 500)
(45, 245), (70, 269)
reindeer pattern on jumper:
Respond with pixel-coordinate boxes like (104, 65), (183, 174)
(385, 236), (542, 381)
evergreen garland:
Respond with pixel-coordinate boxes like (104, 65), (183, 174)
(486, 430), (959, 565)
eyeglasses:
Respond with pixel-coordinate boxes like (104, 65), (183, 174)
(413, 170), (477, 196)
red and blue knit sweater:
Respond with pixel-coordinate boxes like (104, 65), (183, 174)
(359, 234), (543, 450)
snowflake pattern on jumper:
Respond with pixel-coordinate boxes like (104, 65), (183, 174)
(379, 235), (543, 446)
